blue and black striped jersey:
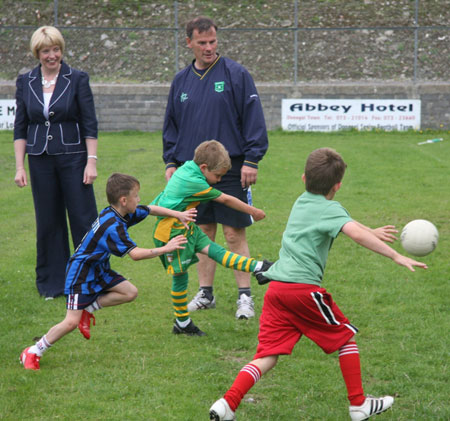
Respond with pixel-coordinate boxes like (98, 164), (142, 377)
(64, 205), (150, 295)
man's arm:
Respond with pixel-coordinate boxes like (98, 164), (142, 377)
(165, 166), (177, 182)
(162, 82), (179, 175)
(232, 65), (268, 187)
(240, 165), (258, 188)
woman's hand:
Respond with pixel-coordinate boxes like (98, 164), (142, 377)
(83, 160), (97, 185)
(15, 168), (28, 187)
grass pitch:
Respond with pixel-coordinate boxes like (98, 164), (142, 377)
(0, 129), (448, 420)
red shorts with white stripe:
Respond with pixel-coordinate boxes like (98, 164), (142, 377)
(254, 281), (358, 359)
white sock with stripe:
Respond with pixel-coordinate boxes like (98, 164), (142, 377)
(339, 341), (365, 406)
(29, 335), (52, 357)
(224, 363), (262, 411)
(85, 300), (101, 313)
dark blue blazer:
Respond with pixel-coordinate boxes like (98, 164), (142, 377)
(14, 61), (98, 155)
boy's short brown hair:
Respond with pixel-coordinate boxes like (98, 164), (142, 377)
(186, 16), (217, 39)
(304, 148), (347, 195)
(194, 140), (232, 172)
(106, 173), (140, 205)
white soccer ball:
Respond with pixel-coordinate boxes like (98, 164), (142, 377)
(400, 219), (439, 257)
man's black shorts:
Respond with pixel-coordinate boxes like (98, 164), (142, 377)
(196, 157), (253, 228)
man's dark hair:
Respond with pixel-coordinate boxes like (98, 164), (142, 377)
(186, 16), (217, 39)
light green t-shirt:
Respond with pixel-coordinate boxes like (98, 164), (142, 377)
(264, 191), (352, 286)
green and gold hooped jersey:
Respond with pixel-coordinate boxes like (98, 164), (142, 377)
(151, 160), (222, 243)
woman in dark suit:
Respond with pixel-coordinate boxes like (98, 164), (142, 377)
(14, 26), (98, 298)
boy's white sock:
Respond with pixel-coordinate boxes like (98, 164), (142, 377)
(29, 335), (52, 357)
(176, 318), (191, 328)
(85, 300), (101, 313)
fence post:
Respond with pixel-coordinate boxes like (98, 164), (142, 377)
(174, 1), (179, 74)
(54, 0), (58, 26)
(413, 0), (419, 82)
(294, 0), (298, 84)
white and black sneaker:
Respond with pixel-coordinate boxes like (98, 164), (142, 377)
(172, 319), (206, 336)
(209, 398), (236, 420)
(349, 395), (394, 421)
(235, 294), (255, 319)
(187, 290), (216, 312)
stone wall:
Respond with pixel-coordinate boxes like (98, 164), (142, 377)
(1, 81), (448, 131)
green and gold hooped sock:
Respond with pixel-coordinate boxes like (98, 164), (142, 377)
(207, 242), (257, 272)
(172, 272), (189, 323)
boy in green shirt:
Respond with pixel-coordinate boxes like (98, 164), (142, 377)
(151, 140), (270, 336)
(209, 147), (427, 421)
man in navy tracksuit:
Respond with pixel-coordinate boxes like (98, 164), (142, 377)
(162, 16), (268, 320)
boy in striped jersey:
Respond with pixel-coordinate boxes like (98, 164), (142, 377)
(20, 173), (195, 370)
(210, 148), (427, 421)
(151, 140), (270, 336)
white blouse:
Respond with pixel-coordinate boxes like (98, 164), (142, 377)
(43, 92), (52, 119)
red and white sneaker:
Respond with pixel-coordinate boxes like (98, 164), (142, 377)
(78, 310), (95, 340)
(20, 347), (40, 370)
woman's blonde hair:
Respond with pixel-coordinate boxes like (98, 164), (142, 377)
(30, 26), (65, 59)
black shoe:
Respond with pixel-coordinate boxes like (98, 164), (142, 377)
(172, 319), (206, 336)
(253, 259), (273, 285)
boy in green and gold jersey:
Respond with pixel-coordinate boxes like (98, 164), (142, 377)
(151, 140), (271, 336)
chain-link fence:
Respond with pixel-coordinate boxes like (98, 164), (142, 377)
(1, 0), (449, 83)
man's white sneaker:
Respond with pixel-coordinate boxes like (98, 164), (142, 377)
(187, 290), (216, 312)
(349, 395), (394, 421)
(209, 398), (236, 421)
(235, 294), (255, 319)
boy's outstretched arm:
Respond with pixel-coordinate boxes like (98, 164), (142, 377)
(351, 221), (398, 243)
(128, 235), (187, 261)
(341, 221), (428, 272)
(214, 192), (265, 221)
(147, 205), (197, 229)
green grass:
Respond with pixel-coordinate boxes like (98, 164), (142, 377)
(0, 129), (449, 420)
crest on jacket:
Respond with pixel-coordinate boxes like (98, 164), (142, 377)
(214, 81), (225, 92)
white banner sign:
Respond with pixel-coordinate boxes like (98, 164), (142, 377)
(282, 99), (421, 132)
(0, 100), (16, 130)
